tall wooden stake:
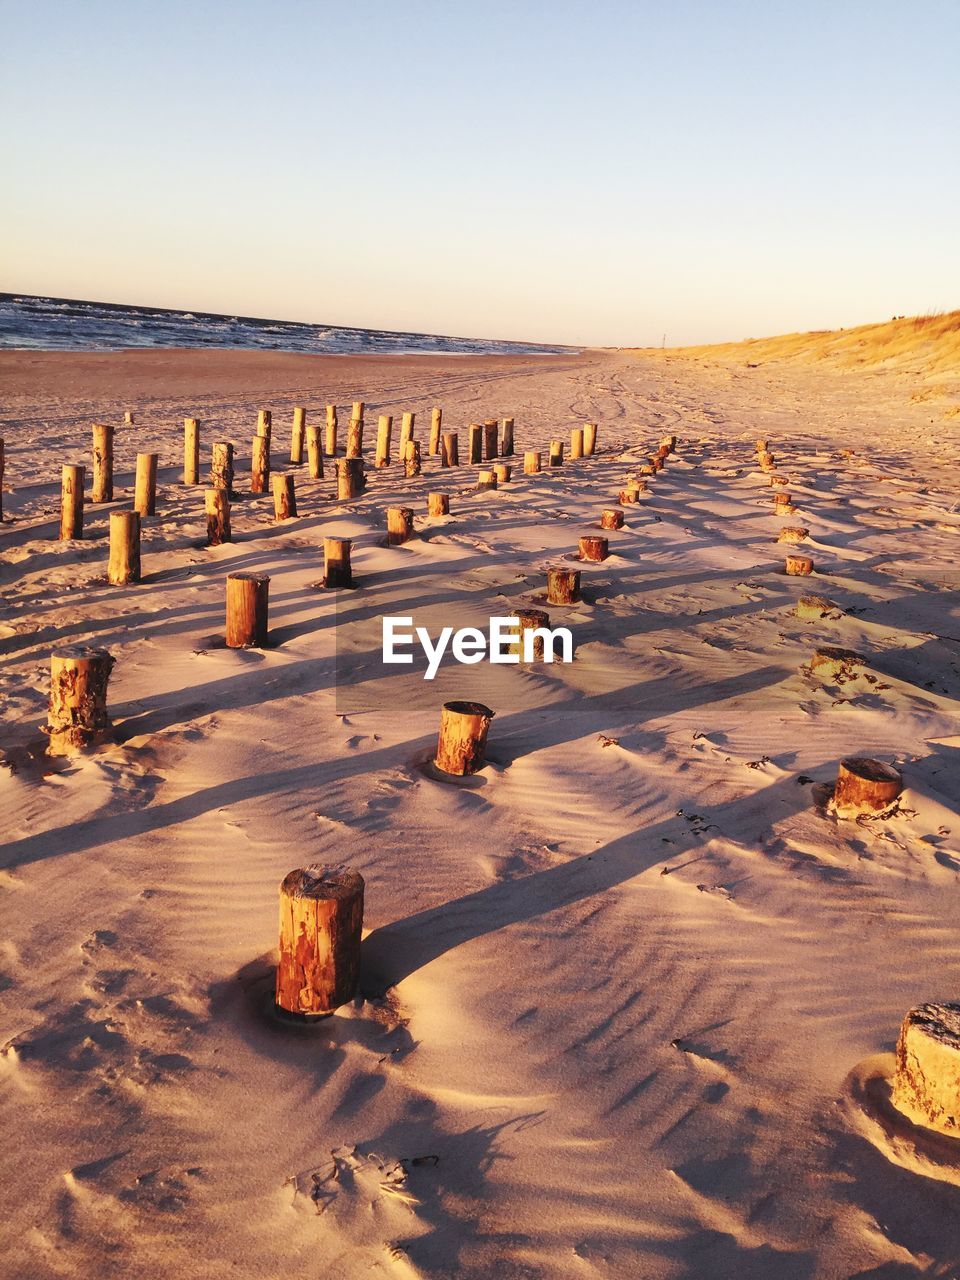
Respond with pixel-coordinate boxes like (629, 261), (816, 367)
(483, 421), (498, 460)
(583, 422), (597, 455)
(92, 423), (114, 502)
(272, 473), (297, 521)
(183, 418), (200, 485)
(205, 487), (231, 545)
(306, 424), (324, 478)
(469, 424), (483, 464)
(570, 428), (584, 459)
(346, 416), (364, 459)
(226, 572), (270, 647)
(429, 407), (443, 454)
(60, 464), (84, 539)
(325, 405), (338, 456)
(134, 452), (158, 517)
(291, 407), (306, 464)
(211, 441), (235, 496)
(404, 440), (421, 477)
(251, 435), (270, 494)
(501, 417), (515, 456)
(108, 510), (141, 584)
(441, 431), (460, 467)
(375, 414), (393, 468)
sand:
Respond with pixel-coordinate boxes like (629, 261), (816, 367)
(2, 346), (960, 1277)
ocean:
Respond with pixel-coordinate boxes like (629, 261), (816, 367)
(0, 294), (573, 357)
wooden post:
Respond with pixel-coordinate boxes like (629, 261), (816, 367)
(524, 450), (541, 474)
(785, 553), (813, 576)
(601, 509), (624, 530)
(133, 453), (158, 518)
(351, 401), (365, 427)
(404, 440), (421, 478)
(60, 464), (84, 539)
(755, 438), (768, 452)
(399, 411), (416, 458)
(429, 407), (442, 455)
(91, 423), (114, 502)
(226, 571), (269, 648)
(834, 757), (902, 814)
(501, 417), (515, 456)
(547, 566), (580, 604)
(325, 405), (338, 456)
(619, 485), (640, 504)
(469, 424), (483, 464)
(579, 535), (608, 562)
(477, 469), (497, 491)
(205, 487), (231, 545)
(386, 506), (414, 545)
(346, 416), (364, 459)
(795, 594), (840, 621)
(257, 408), (272, 440)
(638, 463), (655, 477)
(507, 608), (551, 661)
(441, 431), (460, 467)
(483, 420), (498, 460)
(493, 463), (512, 484)
(46, 647), (115, 755)
(549, 440), (564, 467)
(124, 410), (134, 425)
(810, 646), (864, 681)
(778, 526), (809, 543)
(183, 418), (200, 485)
(434, 700), (494, 776)
(291, 407), (306, 465)
(773, 491), (792, 510)
(337, 458), (364, 500)
(107, 510), (140, 584)
(428, 493), (450, 516)
(570, 428), (584, 459)
(272, 473), (297, 521)
(211, 441), (235, 497)
(375, 414), (393, 467)
(323, 536), (352, 587)
(0, 437), (4, 521)
(251, 436), (270, 494)
(275, 866), (364, 1018)
(892, 1003), (960, 1136)
(583, 422), (598, 455)
(306, 424), (324, 479)
(659, 435), (676, 453)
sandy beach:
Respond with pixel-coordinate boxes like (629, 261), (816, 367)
(3, 345), (960, 1278)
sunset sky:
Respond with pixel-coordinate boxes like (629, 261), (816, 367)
(3, 0), (958, 346)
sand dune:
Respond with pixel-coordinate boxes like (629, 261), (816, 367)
(2, 348), (960, 1276)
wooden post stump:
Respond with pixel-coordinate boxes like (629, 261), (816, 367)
(477, 469), (497, 491)
(524, 450), (541, 475)
(785, 553), (813, 576)
(601, 509), (624, 530)
(429, 407), (442, 455)
(570, 428), (584, 459)
(211, 441), (235, 496)
(892, 1004), (960, 1136)
(428, 493), (450, 517)
(108, 510), (141, 584)
(638, 463), (655, 477)
(375, 414), (393, 467)
(441, 431), (459, 467)
(547, 566), (581, 604)
(291, 407), (306, 465)
(659, 435), (676, 453)
(619, 486), (640, 504)
(507, 608), (551, 661)
(387, 506), (414, 545)
(501, 417), (515, 456)
(795, 594), (840, 621)
(778, 526), (809, 543)
(493, 463), (512, 484)
(226, 572), (269, 648)
(325, 405), (338, 456)
(257, 408), (272, 442)
(549, 440), (564, 467)
(60, 464), (84, 539)
(404, 440), (422, 478)
(584, 422), (597, 455)
(579, 535), (608, 562)
(483, 421), (498, 460)
(205, 487), (231, 545)
(346, 416), (364, 459)
(251, 436), (270, 494)
(435, 700), (494, 776)
(351, 401), (365, 427)
(124, 410), (134, 425)
(183, 418), (200, 484)
(46, 647), (114, 755)
(306, 424), (324, 478)
(276, 866), (364, 1018)
(399, 411), (416, 459)
(92, 423), (114, 502)
(773, 491), (792, 510)
(468, 424), (483, 465)
(323, 537), (352, 588)
(337, 457), (365, 500)
(272, 473), (297, 521)
(755, 438), (768, 452)
(833, 757), (902, 814)
(810, 646), (864, 680)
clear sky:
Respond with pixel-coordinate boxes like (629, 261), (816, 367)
(2, 0), (958, 347)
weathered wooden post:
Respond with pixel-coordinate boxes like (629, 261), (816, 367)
(291, 407), (306, 465)
(833, 757), (902, 815)
(211, 441), (235, 497)
(226, 571), (270, 648)
(579, 535), (608, 562)
(337, 457), (364, 500)
(507, 608), (551, 660)
(404, 439), (421, 478)
(429, 407), (442, 455)
(619, 485), (640, 504)
(549, 440), (564, 467)
(92, 423), (114, 502)
(468, 423), (483, 464)
(399, 411), (416, 458)
(256, 409), (272, 453)
(785, 553), (813, 576)
(205, 488), (231, 545)
(251, 435), (270, 494)
(477, 469), (497, 491)
(778, 526), (809, 543)
(755, 438), (768, 453)
(773, 491), (792, 512)
(275, 866), (364, 1018)
(60, 464), (84, 539)
(493, 463), (512, 484)
(570, 428), (584, 459)
(108, 510), (141, 584)
(891, 1003), (960, 1135)
(583, 422), (598, 455)
(441, 432), (460, 467)
(524, 450), (541, 474)
(601, 509), (624, 530)
(133, 452), (158, 517)
(124, 410), (134, 425)
(375, 414), (393, 467)
(659, 435), (676, 453)
(501, 417), (515, 456)
(435, 700), (494, 776)
(386, 506), (414, 545)
(810, 646), (864, 681)
(795, 594), (840, 621)
(183, 418), (200, 485)
(306, 424), (324, 479)
(351, 401), (365, 429)
(0, 438), (4, 521)
(547, 566), (581, 604)
(46, 647), (115, 755)
(323, 536), (352, 587)
(346, 415), (364, 459)
(272, 473), (297, 521)
(428, 493), (450, 516)
(483, 420), (498, 460)
(325, 405), (338, 456)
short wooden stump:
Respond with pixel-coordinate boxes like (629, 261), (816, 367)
(435, 700), (494, 776)
(785, 554), (814, 576)
(834, 757), (902, 815)
(893, 1003), (960, 1136)
(276, 866), (364, 1018)
(601, 509), (624, 531)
